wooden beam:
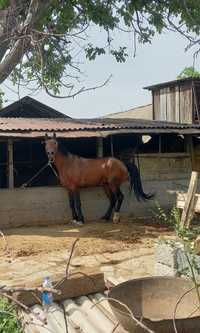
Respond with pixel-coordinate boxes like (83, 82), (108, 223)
(180, 171), (198, 229)
(96, 137), (103, 157)
(186, 135), (196, 170)
(179, 134), (198, 228)
(15, 268), (105, 306)
(7, 139), (14, 189)
(177, 192), (200, 213)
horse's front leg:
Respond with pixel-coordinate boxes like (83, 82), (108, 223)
(73, 190), (84, 226)
(68, 191), (78, 223)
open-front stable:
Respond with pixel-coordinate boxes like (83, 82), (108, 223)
(1, 96), (200, 228)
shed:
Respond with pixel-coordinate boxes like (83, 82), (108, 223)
(1, 97), (200, 228)
(144, 77), (200, 124)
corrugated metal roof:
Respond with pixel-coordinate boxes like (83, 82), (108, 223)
(0, 117), (200, 138)
(0, 97), (69, 119)
(21, 278), (128, 333)
(144, 77), (200, 91)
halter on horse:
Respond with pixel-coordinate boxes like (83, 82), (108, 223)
(44, 133), (153, 226)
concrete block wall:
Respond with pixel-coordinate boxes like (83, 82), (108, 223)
(0, 177), (190, 228)
(0, 154), (192, 228)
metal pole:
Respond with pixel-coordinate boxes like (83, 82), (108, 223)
(8, 139), (14, 189)
(110, 136), (114, 156)
(97, 137), (103, 157)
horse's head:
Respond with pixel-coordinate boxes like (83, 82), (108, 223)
(44, 133), (58, 163)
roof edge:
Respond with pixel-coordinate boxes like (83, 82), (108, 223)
(144, 77), (200, 90)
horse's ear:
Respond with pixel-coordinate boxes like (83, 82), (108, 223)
(45, 133), (49, 140)
(53, 132), (56, 139)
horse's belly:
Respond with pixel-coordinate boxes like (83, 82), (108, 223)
(79, 174), (106, 187)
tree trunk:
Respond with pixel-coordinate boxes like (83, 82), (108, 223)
(0, 0), (51, 83)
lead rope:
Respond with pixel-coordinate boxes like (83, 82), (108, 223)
(21, 161), (59, 188)
(48, 161), (59, 179)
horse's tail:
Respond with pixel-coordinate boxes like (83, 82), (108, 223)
(125, 162), (154, 201)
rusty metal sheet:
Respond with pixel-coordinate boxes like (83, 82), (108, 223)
(0, 117), (200, 139)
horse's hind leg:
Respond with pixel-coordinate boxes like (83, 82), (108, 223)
(74, 191), (84, 225)
(115, 188), (124, 211)
(113, 188), (124, 223)
(101, 185), (116, 221)
(68, 191), (78, 223)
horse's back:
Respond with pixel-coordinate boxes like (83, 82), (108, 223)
(73, 156), (128, 187)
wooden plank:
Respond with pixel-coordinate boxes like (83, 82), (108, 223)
(192, 82), (200, 123)
(180, 171), (198, 228)
(175, 86), (180, 122)
(15, 268), (105, 306)
(169, 87), (176, 122)
(160, 88), (167, 120)
(153, 90), (160, 120)
(165, 88), (172, 121)
(180, 85), (192, 123)
(186, 87), (193, 123)
(177, 192), (200, 213)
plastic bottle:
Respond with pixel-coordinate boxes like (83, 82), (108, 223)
(42, 276), (53, 313)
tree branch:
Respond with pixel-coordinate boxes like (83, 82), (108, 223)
(0, 0), (51, 83)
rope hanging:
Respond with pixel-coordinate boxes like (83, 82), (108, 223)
(21, 161), (59, 188)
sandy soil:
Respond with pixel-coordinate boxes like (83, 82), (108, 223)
(0, 218), (172, 258)
(0, 218), (174, 286)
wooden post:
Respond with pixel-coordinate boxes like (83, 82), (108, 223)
(180, 171), (198, 229)
(96, 137), (103, 157)
(180, 135), (198, 228)
(110, 136), (114, 156)
(158, 135), (162, 153)
(7, 139), (14, 189)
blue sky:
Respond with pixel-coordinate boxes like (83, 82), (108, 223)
(2, 29), (199, 119)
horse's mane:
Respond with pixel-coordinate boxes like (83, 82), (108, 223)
(57, 140), (70, 156)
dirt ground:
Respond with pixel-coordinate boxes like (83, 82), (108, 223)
(0, 218), (173, 258)
(0, 218), (174, 286)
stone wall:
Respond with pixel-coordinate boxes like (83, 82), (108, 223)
(155, 240), (200, 278)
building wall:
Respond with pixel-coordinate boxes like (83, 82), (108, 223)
(104, 104), (153, 120)
(0, 154), (192, 228)
(153, 84), (193, 123)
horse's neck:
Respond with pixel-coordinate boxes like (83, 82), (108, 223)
(54, 151), (73, 171)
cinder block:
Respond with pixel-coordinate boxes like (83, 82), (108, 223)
(155, 262), (178, 277)
(155, 239), (200, 279)
(155, 240), (183, 268)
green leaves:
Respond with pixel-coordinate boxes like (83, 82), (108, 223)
(2, 0), (200, 97)
(177, 66), (200, 79)
(85, 44), (106, 60)
(110, 47), (128, 63)
(0, 0), (9, 10)
(0, 298), (22, 333)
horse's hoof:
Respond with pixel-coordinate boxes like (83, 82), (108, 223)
(72, 220), (84, 226)
(113, 212), (120, 224)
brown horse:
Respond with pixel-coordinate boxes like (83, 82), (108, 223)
(44, 133), (153, 226)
